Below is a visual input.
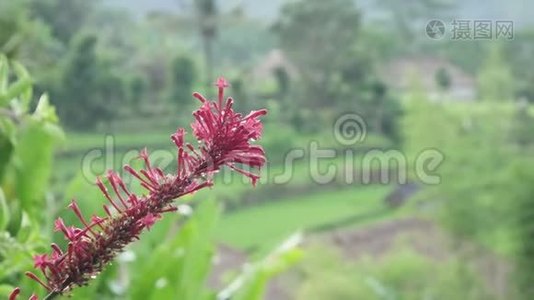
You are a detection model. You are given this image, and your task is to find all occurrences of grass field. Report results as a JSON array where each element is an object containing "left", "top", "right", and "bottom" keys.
[{"left": 214, "top": 185, "right": 393, "bottom": 254}]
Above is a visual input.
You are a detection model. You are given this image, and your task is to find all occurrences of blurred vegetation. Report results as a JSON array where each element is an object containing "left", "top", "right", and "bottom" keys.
[
  {"left": 0, "top": 54, "right": 63, "bottom": 298},
  {"left": 294, "top": 245, "right": 493, "bottom": 300},
  {"left": 2, "top": 0, "right": 534, "bottom": 299}
]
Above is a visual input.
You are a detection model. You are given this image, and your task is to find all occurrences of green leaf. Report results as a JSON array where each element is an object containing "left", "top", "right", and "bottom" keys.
[
  {"left": 16, "top": 212, "right": 34, "bottom": 243},
  {"left": 0, "top": 54, "right": 8, "bottom": 94},
  {"left": 11, "top": 61, "right": 33, "bottom": 110},
  {"left": 13, "top": 120, "right": 57, "bottom": 219},
  {"left": 0, "top": 57, "right": 33, "bottom": 109},
  {"left": 0, "top": 187, "right": 9, "bottom": 230},
  {"left": 6, "top": 198, "right": 22, "bottom": 237},
  {"left": 128, "top": 199, "right": 220, "bottom": 300},
  {"left": 0, "top": 117, "right": 16, "bottom": 144},
  {"left": 0, "top": 130, "right": 13, "bottom": 182},
  {"left": 0, "top": 230, "right": 36, "bottom": 281},
  {"left": 221, "top": 232, "right": 303, "bottom": 300},
  {"left": 33, "top": 94, "right": 58, "bottom": 123},
  {"left": 175, "top": 199, "right": 219, "bottom": 300},
  {"left": 0, "top": 76, "right": 33, "bottom": 107}
]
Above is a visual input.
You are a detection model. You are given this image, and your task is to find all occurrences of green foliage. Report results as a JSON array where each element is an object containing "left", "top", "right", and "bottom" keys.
[
  {"left": 273, "top": 67, "right": 290, "bottom": 97},
  {"left": 401, "top": 79, "right": 530, "bottom": 259},
  {"left": 261, "top": 120, "right": 297, "bottom": 163},
  {"left": 0, "top": 1, "right": 43, "bottom": 59},
  {"left": 509, "top": 102, "right": 534, "bottom": 147},
  {"left": 504, "top": 29, "right": 534, "bottom": 102},
  {"left": 56, "top": 33, "right": 98, "bottom": 127},
  {"left": 29, "top": 0, "right": 96, "bottom": 44},
  {"left": 435, "top": 67, "right": 451, "bottom": 91},
  {"left": 295, "top": 245, "right": 493, "bottom": 300},
  {"left": 509, "top": 160, "right": 534, "bottom": 299},
  {"left": 222, "top": 233, "right": 303, "bottom": 300},
  {"left": 478, "top": 45, "right": 515, "bottom": 102},
  {"left": 127, "top": 199, "right": 218, "bottom": 300},
  {"left": 359, "top": 80, "right": 403, "bottom": 143},
  {"left": 55, "top": 33, "right": 126, "bottom": 129},
  {"left": 128, "top": 75, "right": 147, "bottom": 112},
  {"left": 0, "top": 55, "right": 63, "bottom": 295},
  {"left": 13, "top": 114, "right": 60, "bottom": 218},
  {"left": 0, "top": 189, "right": 8, "bottom": 230},
  {"left": 273, "top": 0, "right": 400, "bottom": 139},
  {"left": 0, "top": 55, "right": 63, "bottom": 225},
  {"left": 0, "top": 2, "right": 25, "bottom": 57},
  {"left": 168, "top": 56, "right": 196, "bottom": 109},
  {"left": 437, "top": 110, "right": 518, "bottom": 249},
  {"left": 0, "top": 56, "right": 32, "bottom": 107},
  {"left": 401, "top": 77, "right": 457, "bottom": 167},
  {"left": 402, "top": 80, "right": 534, "bottom": 300},
  {"left": 274, "top": 0, "right": 362, "bottom": 107}
]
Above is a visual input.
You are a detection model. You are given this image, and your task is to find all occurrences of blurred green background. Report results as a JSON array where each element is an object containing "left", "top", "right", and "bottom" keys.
[{"left": 2, "top": 0, "right": 534, "bottom": 299}]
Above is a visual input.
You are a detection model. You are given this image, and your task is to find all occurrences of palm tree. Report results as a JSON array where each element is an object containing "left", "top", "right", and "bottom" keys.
[{"left": 194, "top": 0, "right": 217, "bottom": 88}]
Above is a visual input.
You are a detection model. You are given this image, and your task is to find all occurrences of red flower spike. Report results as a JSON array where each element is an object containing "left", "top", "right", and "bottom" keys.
[
  {"left": 68, "top": 200, "right": 96, "bottom": 236},
  {"left": 10, "top": 288, "right": 41, "bottom": 300},
  {"left": 9, "top": 287, "right": 20, "bottom": 300},
  {"left": 14, "top": 77, "right": 267, "bottom": 298},
  {"left": 215, "top": 77, "right": 230, "bottom": 108},
  {"left": 159, "top": 206, "right": 178, "bottom": 213},
  {"left": 50, "top": 244, "right": 62, "bottom": 256},
  {"left": 25, "top": 272, "right": 51, "bottom": 291},
  {"left": 139, "top": 213, "right": 160, "bottom": 230},
  {"left": 53, "top": 218, "right": 77, "bottom": 241},
  {"left": 127, "top": 194, "right": 139, "bottom": 206},
  {"left": 124, "top": 165, "right": 157, "bottom": 191},
  {"left": 33, "top": 255, "right": 49, "bottom": 270},
  {"left": 106, "top": 171, "right": 129, "bottom": 208},
  {"left": 102, "top": 205, "right": 112, "bottom": 217},
  {"left": 91, "top": 215, "right": 106, "bottom": 230},
  {"left": 52, "top": 218, "right": 64, "bottom": 233},
  {"left": 95, "top": 177, "right": 123, "bottom": 213}
]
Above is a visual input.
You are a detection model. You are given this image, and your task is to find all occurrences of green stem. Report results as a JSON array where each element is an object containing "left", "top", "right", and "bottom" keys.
[{"left": 43, "top": 291, "right": 59, "bottom": 300}]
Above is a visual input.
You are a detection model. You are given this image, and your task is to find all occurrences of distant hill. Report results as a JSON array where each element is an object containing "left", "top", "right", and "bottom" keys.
[{"left": 104, "top": 0, "right": 534, "bottom": 27}]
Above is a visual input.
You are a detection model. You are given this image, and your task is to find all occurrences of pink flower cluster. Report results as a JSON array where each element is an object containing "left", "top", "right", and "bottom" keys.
[{"left": 10, "top": 77, "right": 267, "bottom": 299}]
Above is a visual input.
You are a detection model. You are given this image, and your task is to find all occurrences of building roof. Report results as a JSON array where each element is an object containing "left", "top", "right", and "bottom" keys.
[
  {"left": 251, "top": 49, "right": 299, "bottom": 82},
  {"left": 380, "top": 56, "right": 476, "bottom": 101}
]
